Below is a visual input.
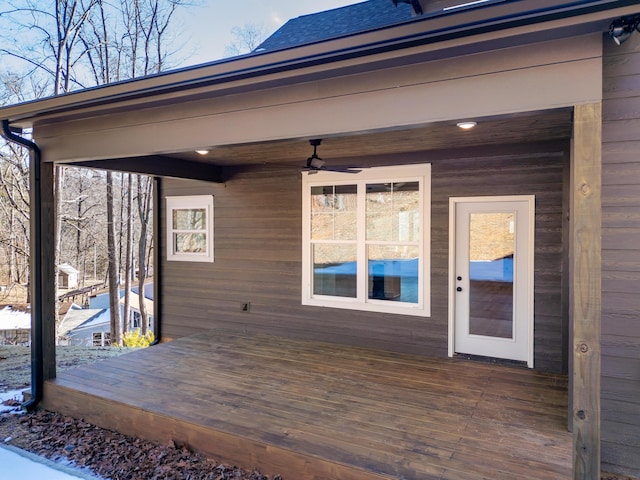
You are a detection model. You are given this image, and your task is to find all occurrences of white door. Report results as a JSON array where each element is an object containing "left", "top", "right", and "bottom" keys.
[{"left": 449, "top": 196, "right": 534, "bottom": 367}]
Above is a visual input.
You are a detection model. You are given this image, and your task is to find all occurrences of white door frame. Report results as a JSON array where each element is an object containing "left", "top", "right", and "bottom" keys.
[{"left": 448, "top": 195, "right": 535, "bottom": 368}]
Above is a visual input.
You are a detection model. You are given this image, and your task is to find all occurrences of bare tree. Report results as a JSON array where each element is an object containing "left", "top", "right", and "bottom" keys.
[
  {"left": 79, "top": 0, "right": 187, "bottom": 339},
  {"left": 224, "top": 23, "right": 269, "bottom": 57},
  {"left": 1, "top": 0, "right": 188, "bottom": 342},
  {"left": 105, "top": 171, "right": 121, "bottom": 345},
  {"left": 0, "top": 142, "right": 30, "bottom": 288},
  {"left": 1, "top": 0, "right": 102, "bottom": 333},
  {"left": 122, "top": 174, "right": 133, "bottom": 334},
  {"left": 0, "top": 0, "right": 98, "bottom": 95},
  {"left": 136, "top": 175, "right": 153, "bottom": 335},
  {"left": 0, "top": 74, "right": 48, "bottom": 301}
]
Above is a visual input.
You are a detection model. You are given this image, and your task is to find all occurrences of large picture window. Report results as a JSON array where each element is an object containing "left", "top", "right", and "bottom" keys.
[
  {"left": 166, "top": 195, "right": 214, "bottom": 262},
  {"left": 302, "top": 164, "right": 430, "bottom": 316}
]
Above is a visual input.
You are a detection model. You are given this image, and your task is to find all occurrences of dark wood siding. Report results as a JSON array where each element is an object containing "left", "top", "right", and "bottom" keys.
[
  {"left": 601, "top": 34, "right": 640, "bottom": 478},
  {"left": 160, "top": 141, "right": 567, "bottom": 374}
]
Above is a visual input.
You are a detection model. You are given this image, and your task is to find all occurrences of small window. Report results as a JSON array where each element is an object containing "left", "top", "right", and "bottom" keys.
[
  {"left": 132, "top": 311, "right": 141, "bottom": 329},
  {"left": 166, "top": 195, "right": 214, "bottom": 262},
  {"left": 93, "top": 332, "right": 111, "bottom": 347},
  {"left": 302, "top": 164, "right": 431, "bottom": 317}
]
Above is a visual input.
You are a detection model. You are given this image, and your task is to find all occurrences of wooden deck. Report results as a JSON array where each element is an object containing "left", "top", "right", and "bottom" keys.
[{"left": 42, "top": 331, "right": 571, "bottom": 480}]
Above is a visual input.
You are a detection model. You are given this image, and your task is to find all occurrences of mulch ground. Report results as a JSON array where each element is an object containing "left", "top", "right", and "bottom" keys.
[{"left": 0, "top": 405, "right": 280, "bottom": 480}]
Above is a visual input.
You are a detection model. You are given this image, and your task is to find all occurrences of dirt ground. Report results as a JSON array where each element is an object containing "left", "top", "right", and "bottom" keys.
[
  {"left": 0, "top": 345, "right": 132, "bottom": 392},
  {"left": 0, "top": 346, "right": 635, "bottom": 480}
]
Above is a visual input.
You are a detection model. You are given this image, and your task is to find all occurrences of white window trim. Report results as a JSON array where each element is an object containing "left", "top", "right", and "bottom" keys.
[
  {"left": 302, "top": 163, "right": 431, "bottom": 317},
  {"left": 166, "top": 195, "right": 214, "bottom": 262}
]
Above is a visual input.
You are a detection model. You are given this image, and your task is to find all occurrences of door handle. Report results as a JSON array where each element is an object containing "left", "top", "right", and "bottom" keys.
[{"left": 456, "top": 287, "right": 462, "bottom": 292}]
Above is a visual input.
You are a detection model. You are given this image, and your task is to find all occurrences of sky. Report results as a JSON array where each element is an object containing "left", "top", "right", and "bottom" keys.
[{"left": 174, "top": 1, "right": 360, "bottom": 66}]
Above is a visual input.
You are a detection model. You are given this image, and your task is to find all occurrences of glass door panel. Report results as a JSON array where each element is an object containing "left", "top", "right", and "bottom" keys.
[{"left": 468, "top": 213, "right": 515, "bottom": 339}]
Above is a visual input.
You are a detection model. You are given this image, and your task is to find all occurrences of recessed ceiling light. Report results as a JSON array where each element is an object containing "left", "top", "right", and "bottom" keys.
[
  {"left": 195, "top": 149, "right": 209, "bottom": 155},
  {"left": 456, "top": 121, "right": 477, "bottom": 130}
]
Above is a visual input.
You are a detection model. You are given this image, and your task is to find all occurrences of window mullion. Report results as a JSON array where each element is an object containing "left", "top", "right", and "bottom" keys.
[{"left": 357, "top": 181, "right": 367, "bottom": 302}]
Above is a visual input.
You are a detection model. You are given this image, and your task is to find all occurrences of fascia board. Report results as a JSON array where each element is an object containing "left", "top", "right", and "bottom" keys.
[{"left": 0, "top": 0, "right": 639, "bottom": 127}]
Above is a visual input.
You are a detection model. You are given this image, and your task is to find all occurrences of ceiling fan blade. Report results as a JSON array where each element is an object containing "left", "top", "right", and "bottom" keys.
[{"left": 302, "top": 166, "right": 362, "bottom": 174}]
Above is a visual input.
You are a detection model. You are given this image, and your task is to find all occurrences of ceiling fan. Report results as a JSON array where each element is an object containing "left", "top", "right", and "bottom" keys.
[{"left": 302, "top": 139, "right": 361, "bottom": 174}]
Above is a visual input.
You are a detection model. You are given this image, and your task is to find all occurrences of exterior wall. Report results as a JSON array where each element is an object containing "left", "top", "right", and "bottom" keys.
[
  {"left": 160, "top": 140, "right": 567, "bottom": 374},
  {"left": 601, "top": 34, "right": 640, "bottom": 478},
  {"left": 0, "top": 329, "right": 29, "bottom": 345},
  {"left": 67, "top": 324, "right": 110, "bottom": 347}
]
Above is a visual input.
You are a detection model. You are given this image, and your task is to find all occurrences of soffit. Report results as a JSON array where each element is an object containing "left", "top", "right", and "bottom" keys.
[{"left": 160, "top": 108, "right": 572, "bottom": 168}]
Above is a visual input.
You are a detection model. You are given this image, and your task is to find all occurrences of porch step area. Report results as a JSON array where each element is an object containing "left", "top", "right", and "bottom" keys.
[{"left": 42, "top": 330, "right": 571, "bottom": 480}]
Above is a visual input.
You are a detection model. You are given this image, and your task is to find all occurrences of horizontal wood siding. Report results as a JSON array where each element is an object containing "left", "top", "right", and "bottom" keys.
[
  {"left": 601, "top": 33, "right": 640, "bottom": 478},
  {"left": 160, "top": 141, "right": 567, "bottom": 373}
]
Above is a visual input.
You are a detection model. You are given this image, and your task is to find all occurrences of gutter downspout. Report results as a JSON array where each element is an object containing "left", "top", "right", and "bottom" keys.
[
  {"left": 1, "top": 120, "right": 43, "bottom": 411},
  {"left": 151, "top": 177, "right": 161, "bottom": 346}
]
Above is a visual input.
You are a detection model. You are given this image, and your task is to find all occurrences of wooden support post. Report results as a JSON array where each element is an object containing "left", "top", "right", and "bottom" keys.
[
  {"left": 41, "top": 162, "right": 57, "bottom": 381},
  {"left": 153, "top": 177, "right": 162, "bottom": 341},
  {"left": 570, "top": 102, "right": 602, "bottom": 479},
  {"left": 28, "top": 149, "right": 57, "bottom": 405}
]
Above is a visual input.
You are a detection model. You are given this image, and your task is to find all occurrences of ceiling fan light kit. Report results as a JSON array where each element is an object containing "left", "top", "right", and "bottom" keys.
[
  {"left": 304, "top": 139, "right": 361, "bottom": 174},
  {"left": 306, "top": 139, "right": 325, "bottom": 170}
]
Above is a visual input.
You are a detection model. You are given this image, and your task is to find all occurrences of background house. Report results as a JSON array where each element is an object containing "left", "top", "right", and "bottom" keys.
[
  {"left": 57, "top": 284, "right": 154, "bottom": 346},
  {"left": 0, "top": 305, "right": 30, "bottom": 345},
  {"left": 58, "top": 304, "right": 110, "bottom": 346},
  {"left": 57, "top": 264, "right": 79, "bottom": 290},
  {"left": 120, "top": 284, "right": 154, "bottom": 332}
]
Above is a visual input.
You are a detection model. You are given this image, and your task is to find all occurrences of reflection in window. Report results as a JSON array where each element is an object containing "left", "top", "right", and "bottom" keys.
[
  {"left": 313, "top": 243, "right": 357, "bottom": 298},
  {"left": 303, "top": 164, "right": 431, "bottom": 316},
  {"left": 368, "top": 245, "right": 419, "bottom": 303},
  {"left": 173, "top": 208, "right": 206, "bottom": 230},
  {"left": 366, "top": 182, "right": 419, "bottom": 242},
  {"left": 166, "top": 195, "right": 214, "bottom": 262},
  {"left": 311, "top": 185, "right": 357, "bottom": 241},
  {"left": 174, "top": 233, "right": 207, "bottom": 254},
  {"left": 311, "top": 186, "right": 357, "bottom": 297},
  {"left": 468, "top": 212, "right": 515, "bottom": 339}
]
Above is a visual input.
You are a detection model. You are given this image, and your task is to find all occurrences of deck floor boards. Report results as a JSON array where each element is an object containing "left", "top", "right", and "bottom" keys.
[{"left": 43, "top": 330, "right": 571, "bottom": 480}]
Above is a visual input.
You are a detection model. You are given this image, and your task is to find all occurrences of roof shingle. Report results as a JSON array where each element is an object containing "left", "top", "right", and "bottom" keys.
[{"left": 255, "top": 0, "right": 416, "bottom": 53}]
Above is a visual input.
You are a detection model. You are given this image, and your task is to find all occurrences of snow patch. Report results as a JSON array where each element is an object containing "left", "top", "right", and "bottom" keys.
[
  {"left": 0, "top": 389, "right": 26, "bottom": 414},
  {"left": 0, "top": 444, "right": 105, "bottom": 479}
]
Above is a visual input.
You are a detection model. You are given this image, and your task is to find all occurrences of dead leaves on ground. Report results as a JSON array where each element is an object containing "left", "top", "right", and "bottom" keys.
[{"left": 10, "top": 410, "right": 281, "bottom": 480}]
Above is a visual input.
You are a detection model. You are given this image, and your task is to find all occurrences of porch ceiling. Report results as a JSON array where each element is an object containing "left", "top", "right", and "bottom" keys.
[{"left": 162, "top": 108, "right": 573, "bottom": 168}]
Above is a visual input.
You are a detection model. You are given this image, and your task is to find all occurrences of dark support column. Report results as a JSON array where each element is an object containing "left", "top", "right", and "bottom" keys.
[
  {"left": 570, "top": 102, "right": 602, "bottom": 480},
  {"left": 39, "top": 161, "right": 57, "bottom": 381},
  {"left": 153, "top": 177, "right": 162, "bottom": 342}
]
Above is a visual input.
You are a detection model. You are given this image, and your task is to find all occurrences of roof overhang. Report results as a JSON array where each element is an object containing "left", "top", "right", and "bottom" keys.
[{"left": 1, "top": 0, "right": 639, "bottom": 129}]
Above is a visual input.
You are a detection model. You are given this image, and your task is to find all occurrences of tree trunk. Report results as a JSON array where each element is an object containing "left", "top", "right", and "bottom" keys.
[
  {"left": 9, "top": 186, "right": 17, "bottom": 284},
  {"left": 136, "top": 175, "right": 152, "bottom": 336},
  {"left": 106, "top": 171, "right": 121, "bottom": 346},
  {"left": 75, "top": 174, "right": 83, "bottom": 286},
  {"left": 122, "top": 174, "right": 133, "bottom": 334},
  {"left": 54, "top": 166, "right": 64, "bottom": 335}
]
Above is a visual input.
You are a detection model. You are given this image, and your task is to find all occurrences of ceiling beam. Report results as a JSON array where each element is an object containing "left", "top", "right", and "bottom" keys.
[{"left": 70, "top": 155, "right": 225, "bottom": 183}]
